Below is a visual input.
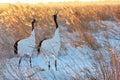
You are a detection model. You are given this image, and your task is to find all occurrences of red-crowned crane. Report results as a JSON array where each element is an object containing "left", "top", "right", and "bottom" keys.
[
  {"left": 14, "top": 19, "right": 36, "bottom": 68},
  {"left": 37, "top": 12, "right": 60, "bottom": 70}
]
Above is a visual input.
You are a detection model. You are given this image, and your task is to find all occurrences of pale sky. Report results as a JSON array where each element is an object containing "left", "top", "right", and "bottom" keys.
[{"left": 0, "top": 0, "right": 104, "bottom": 3}]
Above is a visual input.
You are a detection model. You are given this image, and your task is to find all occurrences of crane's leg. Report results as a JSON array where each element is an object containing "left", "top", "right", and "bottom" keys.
[
  {"left": 55, "top": 59, "right": 57, "bottom": 71},
  {"left": 37, "top": 47, "right": 40, "bottom": 55},
  {"left": 18, "top": 56, "right": 22, "bottom": 68},
  {"left": 45, "top": 55, "right": 50, "bottom": 70},
  {"left": 29, "top": 56, "right": 32, "bottom": 68},
  {"left": 48, "top": 60, "right": 50, "bottom": 70}
]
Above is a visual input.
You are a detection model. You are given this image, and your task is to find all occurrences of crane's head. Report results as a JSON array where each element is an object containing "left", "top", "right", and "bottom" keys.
[{"left": 32, "top": 19, "right": 36, "bottom": 24}]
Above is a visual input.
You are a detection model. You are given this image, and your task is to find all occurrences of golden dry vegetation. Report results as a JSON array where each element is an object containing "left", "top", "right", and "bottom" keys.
[{"left": 0, "top": 2, "right": 120, "bottom": 58}]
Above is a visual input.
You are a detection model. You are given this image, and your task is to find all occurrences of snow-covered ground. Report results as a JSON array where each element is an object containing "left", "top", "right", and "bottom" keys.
[{"left": 0, "top": 20, "right": 120, "bottom": 80}]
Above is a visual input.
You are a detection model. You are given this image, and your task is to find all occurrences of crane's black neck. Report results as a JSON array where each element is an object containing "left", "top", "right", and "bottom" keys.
[
  {"left": 32, "top": 19, "right": 36, "bottom": 31},
  {"left": 32, "top": 23, "right": 34, "bottom": 31},
  {"left": 53, "top": 14, "right": 58, "bottom": 29}
]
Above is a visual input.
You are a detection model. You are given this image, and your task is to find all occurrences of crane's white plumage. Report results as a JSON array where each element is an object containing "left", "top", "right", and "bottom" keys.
[
  {"left": 41, "top": 28, "right": 60, "bottom": 55},
  {"left": 18, "top": 30, "right": 36, "bottom": 57}
]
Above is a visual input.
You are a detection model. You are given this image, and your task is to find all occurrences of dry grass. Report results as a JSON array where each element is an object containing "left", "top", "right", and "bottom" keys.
[{"left": 88, "top": 48, "right": 120, "bottom": 80}]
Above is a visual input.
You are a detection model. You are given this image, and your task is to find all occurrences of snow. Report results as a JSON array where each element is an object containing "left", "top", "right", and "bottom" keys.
[
  {"left": 93, "top": 21, "right": 120, "bottom": 51},
  {"left": 3, "top": 44, "right": 93, "bottom": 80},
  {"left": 1, "top": 20, "right": 120, "bottom": 79}
]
